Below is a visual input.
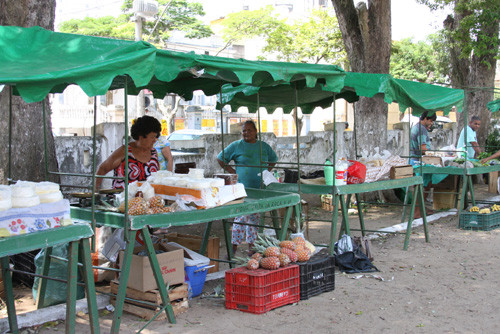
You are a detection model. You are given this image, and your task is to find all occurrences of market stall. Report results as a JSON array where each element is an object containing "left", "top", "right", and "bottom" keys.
[
  {"left": 0, "top": 26, "right": 329, "bottom": 331},
  {"left": 218, "top": 72, "right": 464, "bottom": 251}
]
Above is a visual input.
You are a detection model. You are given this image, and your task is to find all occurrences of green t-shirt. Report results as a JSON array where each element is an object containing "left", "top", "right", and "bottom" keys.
[{"left": 217, "top": 139, "right": 278, "bottom": 188}]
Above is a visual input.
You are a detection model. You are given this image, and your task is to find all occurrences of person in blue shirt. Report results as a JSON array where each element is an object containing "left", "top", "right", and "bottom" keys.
[
  {"left": 217, "top": 120, "right": 278, "bottom": 255},
  {"left": 153, "top": 136, "right": 173, "bottom": 171},
  {"left": 410, "top": 111, "right": 436, "bottom": 164},
  {"left": 457, "top": 116, "right": 481, "bottom": 159}
]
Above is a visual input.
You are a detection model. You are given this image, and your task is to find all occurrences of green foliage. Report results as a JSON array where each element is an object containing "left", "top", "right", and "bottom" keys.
[
  {"left": 417, "top": 0, "right": 500, "bottom": 66},
  {"left": 221, "top": 7, "right": 346, "bottom": 65},
  {"left": 59, "top": 0, "right": 212, "bottom": 45},
  {"left": 390, "top": 37, "right": 448, "bottom": 83},
  {"left": 485, "top": 121, "right": 500, "bottom": 155}
]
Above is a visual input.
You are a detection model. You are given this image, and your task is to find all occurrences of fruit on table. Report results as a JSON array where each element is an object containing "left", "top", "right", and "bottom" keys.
[
  {"left": 491, "top": 204, "right": 500, "bottom": 212},
  {"left": 278, "top": 253, "right": 291, "bottom": 267},
  {"left": 479, "top": 208, "right": 491, "bottom": 214},
  {"left": 296, "top": 248, "right": 311, "bottom": 262},
  {"left": 469, "top": 206, "right": 480, "bottom": 212}
]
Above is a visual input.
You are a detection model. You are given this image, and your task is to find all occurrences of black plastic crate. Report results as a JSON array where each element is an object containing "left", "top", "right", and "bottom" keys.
[
  {"left": 297, "top": 253, "right": 335, "bottom": 300},
  {"left": 11, "top": 249, "right": 40, "bottom": 288}
]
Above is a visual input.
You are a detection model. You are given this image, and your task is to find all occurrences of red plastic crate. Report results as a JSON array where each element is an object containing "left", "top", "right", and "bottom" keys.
[{"left": 225, "top": 265, "right": 300, "bottom": 314}]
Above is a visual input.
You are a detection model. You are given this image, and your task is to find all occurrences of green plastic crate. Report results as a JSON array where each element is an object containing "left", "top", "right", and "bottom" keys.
[{"left": 459, "top": 211, "right": 500, "bottom": 231}]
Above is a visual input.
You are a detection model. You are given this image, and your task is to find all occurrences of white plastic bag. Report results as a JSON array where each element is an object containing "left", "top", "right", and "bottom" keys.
[
  {"left": 336, "top": 234, "right": 353, "bottom": 255},
  {"left": 259, "top": 170, "right": 279, "bottom": 186}
]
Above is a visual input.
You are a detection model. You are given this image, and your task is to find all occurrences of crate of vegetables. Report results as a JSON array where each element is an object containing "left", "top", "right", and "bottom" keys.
[
  {"left": 297, "top": 251, "right": 335, "bottom": 300},
  {"left": 225, "top": 265, "right": 300, "bottom": 314},
  {"left": 459, "top": 205, "right": 500, "bottom": 231}
]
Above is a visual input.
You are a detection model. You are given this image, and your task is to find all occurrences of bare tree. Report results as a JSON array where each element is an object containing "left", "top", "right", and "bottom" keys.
[
  {"left": 331, "top": 0, "right": 391, "bottom": 155},
  {"left": 0, "top": 0, "right": 59, "bottom": 184},
  {"left": 158, "top": 94, "right": 182, "bottom": 135}
]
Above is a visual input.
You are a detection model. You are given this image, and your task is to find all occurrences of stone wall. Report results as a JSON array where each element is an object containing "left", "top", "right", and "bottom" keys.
[{"left": 55, "top": 122, "right": 457, "bottom": 190}]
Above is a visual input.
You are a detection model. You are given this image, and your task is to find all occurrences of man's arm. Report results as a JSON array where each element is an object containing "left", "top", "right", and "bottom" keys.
[
  {"left": 471, "top": 141, "right": 481, "bottom": 157},
  {"left": 481, "top": 149, "right": 500, "bottom": 164}
]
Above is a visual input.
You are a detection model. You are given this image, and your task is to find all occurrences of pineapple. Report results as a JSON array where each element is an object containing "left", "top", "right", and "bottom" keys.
[
  {"left": 278, "top": 253, "right": 290, "bottom": 267},
  {"left": 292, "top": 236, "right": 306, "bottom": 248},
  {"left": 246, "top": 258, "right": 260, "bottom": 270},
  {"left": 128, "top": 202, "right": 148, "bottom": 215},
  {"left": 295, "top": 244, "right": 305, "bottom": 252},
  {"left": 149, "top": 206, "right": 171, "bottom": 214},
  {"left": 296, "top": 249, "right": 311, "bottom": 262},
  {"left": 118, "top": 197, "right": 145, "bottom": 213},
  {"left": 260, "top": 256, "right": 280, "bottom": 270},
  {"left": 280, "top": 247, "right": 298, "bottom": 262},
  {"left": 264, "top": 246, "right": 281, "bottom": 257},
  {"left": 148, "top": 196, "right": 164, "bottom": 208},
  {"left": 279, "top": 240, "right": 296, "bottom": 250},
  {"left": 251, "top": 253, "right": 263, "bottom": 261}
]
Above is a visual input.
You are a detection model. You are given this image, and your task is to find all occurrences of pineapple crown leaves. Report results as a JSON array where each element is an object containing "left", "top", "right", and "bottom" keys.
[{"left": 232, "top": 256, "right": 251, "bottom": 266}]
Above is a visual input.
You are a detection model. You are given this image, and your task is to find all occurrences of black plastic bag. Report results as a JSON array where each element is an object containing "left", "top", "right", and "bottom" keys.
[{"left": 335, "top": 247, "right": 379, "bottom": 273}]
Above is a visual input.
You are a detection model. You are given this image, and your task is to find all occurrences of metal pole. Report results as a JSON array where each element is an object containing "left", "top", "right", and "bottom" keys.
[
  {"left": 135, "top": 16, "right": 145, "bottom": 118},
  {"left": 257, "top": 92, "right": 264, "bottom": 188},
  {"left": 294, "top": 84, "right": 301, "bottom": 193},
  {"left": 90, "top": 96, "right": 98, "bottom": 250},
  {"left": 8, "top": 86, "right": 12, "bottom": 181}
]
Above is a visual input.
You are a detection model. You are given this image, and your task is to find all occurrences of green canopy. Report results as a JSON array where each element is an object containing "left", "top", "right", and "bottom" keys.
[
  {"left": 487, "top": 99, "right": 500, "bottom": 113},
  {"left": 0, "top": 26, "right": 346, "bottom": 103},
  {"left": 218, "top": 72, "right": 464, "bottom": 115}
]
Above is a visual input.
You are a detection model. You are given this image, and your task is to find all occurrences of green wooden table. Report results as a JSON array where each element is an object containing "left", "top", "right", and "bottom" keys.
[
  {"left": 0, "top": 224, "right": 99, "bottom": 334},
  {"left": 417, "top": 164, "right": 500, "bottom": 213},
  {"left": 267, "top": 176, "right": 429, "bottom": 252},
  {"left": 71, "top": 188, "right": 300, "bottom": 332}
]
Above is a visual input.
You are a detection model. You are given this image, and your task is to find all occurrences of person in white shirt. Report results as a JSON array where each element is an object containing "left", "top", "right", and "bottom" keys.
[{"left": 457, "top": 116, "right": 481, "bottom": 159}]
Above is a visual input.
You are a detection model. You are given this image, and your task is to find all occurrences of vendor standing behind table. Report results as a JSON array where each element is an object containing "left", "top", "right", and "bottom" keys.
[
  {"left": 153, "top": 136, "right": 173, "bottom": 172},
  {"left": 95, "top": 115, "right": 161, "bottom": 190},
  {"left": 410, "top": 111, "right": 436, "bottom": 164},
  {"left": 457, "top": 116, "right": 481, "bottom": 159},
  {"left": 217, "top": 120, "right": 278, "bottom": 256}
]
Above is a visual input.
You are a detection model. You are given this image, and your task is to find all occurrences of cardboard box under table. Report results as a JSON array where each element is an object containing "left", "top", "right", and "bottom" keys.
[
  {"left": 119, "top": 243, "right": 185, "bottom": 292},
  {"left": 161, "top": 232, "right": 220, "bottom": 274},
  {"left": 158, "top": 241, "right": 211, "bottom": 298}
]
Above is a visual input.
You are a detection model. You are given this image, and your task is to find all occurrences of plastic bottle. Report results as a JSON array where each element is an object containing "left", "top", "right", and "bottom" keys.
[
  {"left": 335, "top": 158, "right": 348, "bottom": 186},
  {"left": 274, "top": 170, "right": 281, "bottom": 183},
  {"left": 324, "top": 159, "right": 334, "bottom": 185}
]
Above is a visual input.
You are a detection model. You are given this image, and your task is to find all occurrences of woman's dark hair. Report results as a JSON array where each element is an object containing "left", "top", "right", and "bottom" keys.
[
  {"left": 243, "top": 120, "right": 257, "bottom": 130},
  {"left": 131, "top": 116, "right": 161, "bottom": 140},
  {"left": 420, "top": 111, "right": 437, "bottom": 121}
]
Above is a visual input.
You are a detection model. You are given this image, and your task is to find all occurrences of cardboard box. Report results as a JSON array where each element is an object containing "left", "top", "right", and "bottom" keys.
[
  {"left": 422, "top": 156, "right": 443, "bottom": 166},
  {"left": 433, "top": 189, "right": 457, "bottom": 210},
  {"left": 119, "top": 243, "right": 185, "bottom": 292},
  {"left": 390, "top": 165, "right": 413, "bottom": 179},
  {"left": 433, "top": 175, "right": 458, "bottom": 191},
  {"left": 162, "top": 232, "right": 220, "bottom": 273}
]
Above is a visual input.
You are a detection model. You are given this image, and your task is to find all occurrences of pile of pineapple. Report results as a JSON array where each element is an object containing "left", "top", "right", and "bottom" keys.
[
  {"left": 118, "top": 195, "right": 172, "bottom": 215},
  {"left": 244, "top": 234, "right": 315, "bottom": 271}
]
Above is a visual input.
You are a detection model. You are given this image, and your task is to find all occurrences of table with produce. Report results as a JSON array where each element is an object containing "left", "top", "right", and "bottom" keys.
[{"left": 413, "top": 152, "right": 500, "bottom": 212}]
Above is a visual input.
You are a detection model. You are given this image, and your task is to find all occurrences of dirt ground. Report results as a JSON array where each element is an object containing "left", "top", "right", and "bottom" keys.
[{"left": 3, "top": 185, "right": 500, "bottom": 333}]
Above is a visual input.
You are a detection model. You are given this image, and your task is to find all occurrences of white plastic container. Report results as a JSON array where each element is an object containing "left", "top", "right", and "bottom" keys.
[{"left": 335, "top": 158, "right": 348, "bottom": 186}]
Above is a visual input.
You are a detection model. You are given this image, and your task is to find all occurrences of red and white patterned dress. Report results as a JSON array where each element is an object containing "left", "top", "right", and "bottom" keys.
[{"left": 112, "top": 146, "right": 159, "bottom": 189}]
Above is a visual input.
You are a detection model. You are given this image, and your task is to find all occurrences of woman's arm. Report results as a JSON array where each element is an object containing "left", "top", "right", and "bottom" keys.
[
  {"left": 161, "top": 146, "right": 174, "bottom": 172},
  {"left": 218, "top": 158, "right": 236, "bottom": 174},
  {"left": 95, "top": 146, "right": 126, "bottom": 189}
]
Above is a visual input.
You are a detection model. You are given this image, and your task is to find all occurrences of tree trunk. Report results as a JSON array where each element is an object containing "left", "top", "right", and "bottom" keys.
[
  {"left": 332, "top": 0, "right": 391, "bottom": 154},
  {"left": 445, "top": 0, "right": 498, "bottom": 146},
  {"left": 0, "top": 0, "right": 59, "bottom": 184}
]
